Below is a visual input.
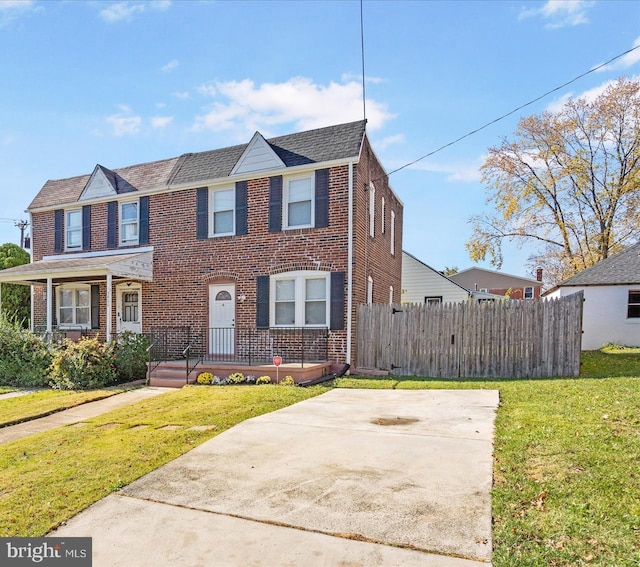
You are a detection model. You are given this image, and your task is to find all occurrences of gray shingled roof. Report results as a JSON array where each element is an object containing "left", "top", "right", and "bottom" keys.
[
  {"left": 28, "top": 120, "right": 367, "bottom": 210},
  {"left": 557, "top": 241, "right": 640, "bottom": 286}
]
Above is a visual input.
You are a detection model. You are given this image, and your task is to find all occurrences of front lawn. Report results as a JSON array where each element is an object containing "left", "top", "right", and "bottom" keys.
[
  {"left": 0, "top": 385, "right": 327, "bottom": 536},
  {"left": 0, "top": 389, "right": 124, "bottom": 427}
]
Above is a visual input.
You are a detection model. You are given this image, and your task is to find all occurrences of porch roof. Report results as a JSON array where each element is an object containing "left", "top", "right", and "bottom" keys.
[{"left": 0, "top": 251, "right": 153, "bottom": 285}]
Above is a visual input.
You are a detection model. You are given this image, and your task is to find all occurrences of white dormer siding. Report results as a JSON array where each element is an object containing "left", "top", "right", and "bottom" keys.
[
  {"left": 79, "top": 165, "right": 118, "bottom": 201},
  {"left": 231, "top": 132, "right": 286, "bottom": 175}
]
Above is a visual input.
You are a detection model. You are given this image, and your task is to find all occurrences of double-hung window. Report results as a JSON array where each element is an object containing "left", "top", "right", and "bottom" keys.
[
  {"left": 58, "top": 286, "right": 90, "bottom": 327},
  {"left": 628, "top": 291, "right": 640, "bottom": 318},
  {"left": 272, "top": 271, "right": 329, "bottom": 327},
  {"left": 524, "top": 287, "right": 534, "bottom": 300},
  {"left": 210, "top": 187, "right": 235, "bottom": 236},
  {"left": 284, "top": 174, "right": 314, "bottom": 228},
  {"left": 65, "top": 210, "right": 82, "bottom": 251},
  {"left": 120, "top": 201, "right": 139, "bottom": 245}
]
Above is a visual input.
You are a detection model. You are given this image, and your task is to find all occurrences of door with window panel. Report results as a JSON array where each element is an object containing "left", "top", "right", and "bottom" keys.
[{"left": 116, "top": 283, "right": 142, "bottom": 334}]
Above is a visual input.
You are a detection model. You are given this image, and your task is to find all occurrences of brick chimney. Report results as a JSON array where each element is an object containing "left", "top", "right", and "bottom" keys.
[{"left": 536, "top": 267, "right": 543, "bottom": 282}]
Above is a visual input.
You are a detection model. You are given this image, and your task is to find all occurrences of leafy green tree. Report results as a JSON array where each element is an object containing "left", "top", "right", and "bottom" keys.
[
  {"left": 0, "top": 243, "right": 30, "bottom": 326},
  {"left": 467, "top": 77, "right": 640, "bottom": 286}
]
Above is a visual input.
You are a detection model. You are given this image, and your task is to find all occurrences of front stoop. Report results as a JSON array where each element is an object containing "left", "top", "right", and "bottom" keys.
[{"left": 148, "top": 360, "right": 333, "bottom": 388}]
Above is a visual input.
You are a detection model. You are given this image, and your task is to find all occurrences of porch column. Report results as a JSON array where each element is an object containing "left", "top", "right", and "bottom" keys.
[
  {"left": 46, "top": 277, "right": 53, "bottom": 334},
  {"left": 106, "top": 273, "right": 112, "bottom": 342}
]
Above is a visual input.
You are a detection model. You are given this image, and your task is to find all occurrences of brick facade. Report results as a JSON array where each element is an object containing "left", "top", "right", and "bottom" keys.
[{"left": 28, "top": 123, "right": 402, "bottom": 367}]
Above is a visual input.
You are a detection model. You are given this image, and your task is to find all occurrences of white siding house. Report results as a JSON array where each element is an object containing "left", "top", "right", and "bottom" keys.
[
  {"left": 543, "top": 242, "right": 640, "bottom": 350},
  {"left": 401, "top": 251, "right": 471, "bottom": 304}
]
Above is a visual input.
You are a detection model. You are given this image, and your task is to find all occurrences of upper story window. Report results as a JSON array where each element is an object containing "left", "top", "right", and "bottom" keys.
[
  {"left": 367, "top": 275, "right": 373, "bottom": 304},
  {"left": 628, "top": 291, "right": 640, "bottom": 318},
  {"left": 390, "top": 210, "right": 396, "bottom": 255},
  {"left": 369, "top": 183, "right": 375, "bottom": 237},
  {"left": 65, "top": 210, "right": 82, "bottom": 251},
  {"left": 210, "top": 187, "right": 235, "bottom": 236},
  {"left": 381, "top": 196, "right": 386, "bottom": 234},
  {"left": 58, "top": 285, "right": 90, "bottom": 328},
  {"left": 524, "top": 286, "right": 534, "bottom": 300},
  {"left": 284, "top": 174, "right": 314, "bottom": 229},
  {"left": 271, "top": 271, "right": 329, "bottom": 327},
  {"left": 120, "top": 201, "right": 139, "bottom": 245}
]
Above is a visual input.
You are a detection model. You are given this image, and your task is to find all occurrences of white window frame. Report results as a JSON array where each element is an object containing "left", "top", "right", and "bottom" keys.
[
  {"left": 390, "top": 210, "right": 396, "bottom": 255},
  {"left": 389, "top": 285, "right": 394, "bottom": 304},
  {"left": 270, "top": 270, "right": 330, "bottom": 328},
  {"left": 628, "top": 290, "right": 640, "bottom": 319},
  {"left": 119, "top": 200, "right": 139, "bottom": 246},
  {"left": 369, "top": 183, "right": 375, "bottom": 237},
  {"left": 65, "top": 209, "right": 82, "bottom": 251},
  {"left": 367, "top": 275, "right": 373, "bottom": 305},
  {"left": 209, "top": 186, "right": 235, "bottom": 237},
  {"left": 57, "top": 284, "right": 91, "bottom": 329},
  {"left": 283, "top": 172, "right": 315, "bottom": 229},
  {"left": 381, "top": 196, "right": 386, "bottom": 234},
  {"left": 524, "top": 286, "right": 534, "bottom": 300}
]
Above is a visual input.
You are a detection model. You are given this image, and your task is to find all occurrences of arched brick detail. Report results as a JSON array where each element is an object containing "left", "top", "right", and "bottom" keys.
[
  {"left": 203, "top": 271, "right": 239, "bottom": 283},
  {"left": 269, "top": 261, "right": 334, "bottom": 275}
]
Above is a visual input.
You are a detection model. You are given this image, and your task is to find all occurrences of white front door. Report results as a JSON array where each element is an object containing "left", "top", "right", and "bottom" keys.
[
  {"left": 116, "top": 283, "right": 142, "bottom": 334},
  {"left": 209, "top": 283, "right": 235, "bottom": 355}
]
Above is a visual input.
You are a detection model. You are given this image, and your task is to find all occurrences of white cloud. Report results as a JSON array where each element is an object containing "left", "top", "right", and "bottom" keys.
[
  {"left": 408, "top": 156, "right": 484, "bottom": 183},
  {"left": 519, "top": 0, "right": 593, "bottom": 29},
  {"left": 0, "top": 0, "right": 37, "bottom": 26},
  {"left": 173, "top": 91, "right": 191, "bottom": 100},
  {"left": 192, "top": 76, "right": 394, "bottom": 140},
  {"left": 150, "top": 116, "right": 173, "bottom": 129},
  {"left": 595, "top": 37, "right": 640, "bottom": 72},
  {"left": 161, "top": 59, "right": 179, "bottom": 73},
  {"left": 341, "top": 73, "right": 385, "bottom": 85},
  {"left": 106, "top": 108, "right": 142, "bottom": 136},
  {"left": 98, "top": 1, "right": 169, "bottom": 23},
  {"left": 197, "top": 84, "right": 217, "bottom": 97},
  {"left": 374, "top": 134, "right": 405, "bottom": 151}
]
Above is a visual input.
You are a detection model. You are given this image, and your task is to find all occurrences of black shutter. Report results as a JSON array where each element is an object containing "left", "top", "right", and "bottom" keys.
[
  {"left": 91, "top": 285, "right": 100, "bottom": 329},
  {"left": 330, "top": 271, "right": 345, "bottom": 330},
  {"left": 235, "top": 181, "right": 248, "bottom": 236},
  {"left": 54, "top": 209, "right": 63, "bottom": 253},
  {"left": 268, "top": 176, "right": 282, "bottom": 232},
  {"left": 196, "top": 187, "right": 208, "bottom": 240},
  {"left": 315, "top": 168, "right": 329, "bottom": 228},
  {"left": 139, "top": 196, "right": 149, "bottom": 245},
  {"left": 256, "top": 275, "right": 270, "bottom": 329},
  {"left": 107, "top": 201, "right": 117, "bottom": 248},
  {"left": 82, "top": 205, "right": 91, "bottom": 251}
]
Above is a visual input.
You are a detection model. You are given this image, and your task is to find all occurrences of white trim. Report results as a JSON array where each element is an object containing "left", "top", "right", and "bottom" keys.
[
  {"left": 44, "top": 246, "right": 154, "bottom": 261},
  {"left": 64, "top": 208, "right": 83, "bottom": 251},
  {"left": 390, "top": 210, "right": 396, "bottom": 255},
  {"left": 57, "top": 283, "right": 91, "bottom": 329},
  {"left": 283, "top": 171, "right": 315, "bottom": 230},
  {"left": 208, "top": 185, "right": 235, "bottom": 237},
  {"left": 46, "top": 278, "right": 52, "bottom": 334},
  {"left": 270, "top": 270, "right": 330, "bottom": 328},
  {"left": 230, "top": 131, "right": 286, "bottom": 175},
  {"left": 119, "top": 199, "right": 140, "bottom": 246},
  {"left": 367, "top": 275, "right": 373, "bottom": 305},
  {"left": 369, "top": 183, "right": 375, "bottom": 238},
  {"left": 106, "top": 273, "right": 112, "bottom": 341},
  {"left": 346, "top": 161, "right": 354, "bottom": 366}
]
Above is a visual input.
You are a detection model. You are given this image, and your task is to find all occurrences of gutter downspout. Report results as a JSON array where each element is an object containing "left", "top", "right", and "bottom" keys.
[{"left": 346, "top": 161, "right": 354, "bottom": 366}]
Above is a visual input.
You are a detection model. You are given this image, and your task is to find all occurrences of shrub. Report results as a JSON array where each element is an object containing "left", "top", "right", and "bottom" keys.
[
  {"left": 49, "top": 337, "right": 116, "bottom": 390},
  {"left": 227, "top": 372, "right": 245, "bottom": 384},
  {"left": 0, "top": 316, "right": 51, "bottom": 387},
  {"left": 256, "top": 375, "right": 272, "bottom": 385},
  {"left": 279, "top": 375, "right": 296, "bottom": 386},
  {"left": 112, "top": 332, "right": 150, "bottom": 383},
  {"left": 197, "top": 372, "right": 214, "bottom": 385}
]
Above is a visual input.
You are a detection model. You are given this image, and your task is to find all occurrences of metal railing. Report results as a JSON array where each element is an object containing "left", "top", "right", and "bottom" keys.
[{"left": 183, "top": 340, "right": 201, "bottom": 383}]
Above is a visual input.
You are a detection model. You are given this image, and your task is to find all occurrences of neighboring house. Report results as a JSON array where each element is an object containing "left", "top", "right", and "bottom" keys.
[
  {"left": 543, "top": 242, "right": 640, "bottom": 350},
  {"left": 0, "top": 120, "right": 403, "bottom": 370},
  {"left": 401, "top": 251, "right": 501, "bottom": 304},
  {"left": 449, "top": 266, "right": 543, "bottom": 300}
]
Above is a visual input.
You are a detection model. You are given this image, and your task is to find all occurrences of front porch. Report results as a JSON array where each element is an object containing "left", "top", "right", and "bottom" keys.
[{"left": 147, "top": 325, "right": 334, "bottom": 387}]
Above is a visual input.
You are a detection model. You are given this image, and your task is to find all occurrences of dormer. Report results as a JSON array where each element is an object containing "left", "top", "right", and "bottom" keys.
[
  {"left": 79, "top": 165, "right": 136, "bottom": 201},
  {"left": 230, "top": 132, "right": 286, "bottom": 176}
]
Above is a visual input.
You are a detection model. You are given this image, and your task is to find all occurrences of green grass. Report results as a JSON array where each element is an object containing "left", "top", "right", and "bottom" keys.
[
  {"left": 336, "top": 349, "right": 640, "bottom": 566},
  {"left": 0, "top": 385, "right": 327, "bottom": 536},
  {"left": 0, "top": 389, "right": 124, "bottom": 427},
  {"left": 1, "top": 349, "right": 638, "bottom": 565}
]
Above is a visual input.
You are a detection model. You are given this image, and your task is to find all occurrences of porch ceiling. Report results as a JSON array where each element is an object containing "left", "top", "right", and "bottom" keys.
[{"left": 0, "top": 251, "right": 153, "bottom": 285}]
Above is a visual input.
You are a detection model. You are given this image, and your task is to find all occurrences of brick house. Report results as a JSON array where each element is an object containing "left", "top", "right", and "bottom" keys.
[
  {"left": 448, "top": 266, "right": 543, "bottom": 300},
  {"left": 0, "top": 121, "right": 403, "bottom": 380}
]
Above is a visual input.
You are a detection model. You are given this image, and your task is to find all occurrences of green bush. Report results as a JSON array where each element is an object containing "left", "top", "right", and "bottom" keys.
[
  {"left": 49, "top": 337, "right": 116, "bottom": 390},
  {"left": 0, "top": 316, "right": 51, "bottom": 387},
  {"left": 279, "top": 375, "right": 296, "bottom": 386},
  {"left": 112, "top": 332, "right": 150, "bottom": 383}
]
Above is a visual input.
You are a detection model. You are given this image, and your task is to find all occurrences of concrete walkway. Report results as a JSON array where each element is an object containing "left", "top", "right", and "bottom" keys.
[
  {"left": 0, "top": 387, "right": 172, "bottom": 444},
  {"left": 51, "top": 388, "right": 499, "bottom": 566}
]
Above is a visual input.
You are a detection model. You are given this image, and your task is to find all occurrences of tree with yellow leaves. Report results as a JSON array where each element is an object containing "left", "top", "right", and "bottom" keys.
[{"left": 467, "top": 77, "right": 640, "bottom": 286}]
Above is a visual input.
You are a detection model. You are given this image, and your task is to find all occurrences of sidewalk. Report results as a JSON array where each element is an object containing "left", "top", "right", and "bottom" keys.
[{"left": 0, "top": 387, "right": 172, "bottom": 444}]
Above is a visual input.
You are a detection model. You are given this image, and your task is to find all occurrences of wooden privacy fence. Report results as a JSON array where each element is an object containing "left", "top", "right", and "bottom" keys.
[{"left": 356, "top": 292, "right": 583, "bottom": 378}]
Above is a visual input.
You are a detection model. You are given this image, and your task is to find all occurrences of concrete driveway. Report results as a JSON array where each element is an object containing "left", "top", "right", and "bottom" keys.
[{"left": 51, "top": 388, "right": 499, "bottom": 566}]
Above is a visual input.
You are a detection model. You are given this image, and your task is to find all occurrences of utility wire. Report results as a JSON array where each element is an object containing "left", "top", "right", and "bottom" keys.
[{"left": 384, "top": 44, "right": 640, "bottom": 179}]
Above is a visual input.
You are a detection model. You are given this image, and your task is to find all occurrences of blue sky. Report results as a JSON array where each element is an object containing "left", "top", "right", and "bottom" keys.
[{"left": 1, "top": 0, "right": 638, "bottom": 278}]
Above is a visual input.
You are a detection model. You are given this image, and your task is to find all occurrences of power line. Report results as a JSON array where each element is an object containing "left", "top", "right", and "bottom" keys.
[{"left": 384, "top": 44, "right": 640, "bottom": 179}]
